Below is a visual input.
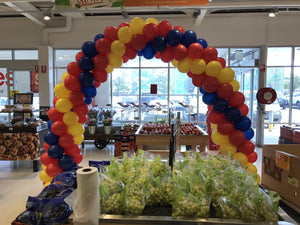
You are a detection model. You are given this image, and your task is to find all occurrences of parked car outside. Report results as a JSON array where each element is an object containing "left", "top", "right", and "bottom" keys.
[
  {"left": 252, "top": 100, "right": 282, "bottom": 126},
  {"left": 276, "top": 93, "right": 289, "bottom": 109}
]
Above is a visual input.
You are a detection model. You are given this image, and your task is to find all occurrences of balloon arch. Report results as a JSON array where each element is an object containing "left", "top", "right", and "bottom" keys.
[{"left": 39, "top": 17, "right": 258, "bottom": 185}]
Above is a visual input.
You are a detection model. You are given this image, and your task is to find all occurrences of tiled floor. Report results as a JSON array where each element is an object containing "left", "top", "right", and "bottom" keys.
[{"left": 0, "top": 142, "right": 262, "bottom": 225}]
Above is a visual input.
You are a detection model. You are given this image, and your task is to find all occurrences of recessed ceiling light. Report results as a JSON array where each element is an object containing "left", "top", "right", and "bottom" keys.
[
  {"left": 269, "top": 12, "right": 276, "bottom": 17},
  {"left": 44, "top": 14, "right": 51, "bottom": 21}
]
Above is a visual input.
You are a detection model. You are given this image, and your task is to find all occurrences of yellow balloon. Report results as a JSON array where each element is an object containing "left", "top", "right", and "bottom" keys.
[
  {"left": 74, "top": 135, "right": 84, "bottom": 145},
  {"left": 256, "top": 174, "right": 261, "bottom": 183},
  {"left": 129, "top": 17, "right": 144, "bottom": 34},
  {"left": 171, "top": 59, "right": 178, "bottom": 67},
  {"left": 111, "top": 40, "right": 126, "bottom": 56},
  {"left": 54, "top": 83, "right": 71, "bottom": 98},
  {"left": 118, "top": 26, "right": 133, "bottom": 44},
  {"left": 232, "top": 152, "right": 248, "bottom": 166},
  {"left": 205, "top": 61, "right": 222, "bottom": 77},
  {"left": 145, "top": 17, "right": 158, "bottom": 25},
  {"left": 62, "top": 72, "right": 70, "bottom": 81},
  {"left": 68, "top": 123, "right": 85, "bottom": 137},
  {"left": 44, "top": 181, "right": 51, "bottom": 188},
  {"left": 106, "top": 65, "right": 114, "bottom": 73},
  {"left": 219, "top": 143, "right": 237, "bottom": 156},
  {"left": 108, "top": 53, "right": 122, "bottom": 68},
  {"left": 246, "top": 163, "right": 258, "bottom": 174},
  {"left": 177, "top": 57, "right": 193, "bottom": 73},
  {"left": 39, "top": 170, "right": 53, "bottom": 183},
  {"left": 230, "top": 80, "right": 240, "bottom": 92},
  {"left": 191, "top": 59, "right": 206, "bottom": 75},
  {"left": 41, "top": 164, "right": 47, "bottom": 170},
  {"left": 211, "top": 123, "right": 217, "bottom": 131},
  {"left": 211, "top": 131, "right": 229, "bottom": 145},
  {"left": 63, "top": 111, "right": 79, "bottom": 126},
  {"left": 218, "top": 68, "right": 235, "bottom": 83},
  {"left": 55, "top": 98, "right": 73, "bottom": 113}
]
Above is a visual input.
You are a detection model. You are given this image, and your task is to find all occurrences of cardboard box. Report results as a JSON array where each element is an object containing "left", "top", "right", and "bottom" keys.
[{"left": 261, "top": 144, "right": 300, "bottom": 210}]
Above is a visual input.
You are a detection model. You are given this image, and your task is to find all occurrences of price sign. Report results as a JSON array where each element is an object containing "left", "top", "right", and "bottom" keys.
[{"left": 276, "top": 151, "right": 290, "bottom": 172}]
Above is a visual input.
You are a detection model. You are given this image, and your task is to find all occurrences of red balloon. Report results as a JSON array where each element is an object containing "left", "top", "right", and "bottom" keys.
[
  {"left": 73, "top": 103, "right": 89, "bottom": 117},
  {"left": 130, "top": 34, "right": 147, "bottom": 51},
  {"left": 51, "top": 121, "right": 68, "bottom": 136},
  {"left": 217, "top": 83, "right": 234, "bottom": 99},
  {"left": 217, "top": 57, "right": 226, "bottom": 68},
  {"left": 247, "top": 151, "right": 258, "bottom": 163},
  {"left": 122, "top": 56, "right": 128, "bottom": 63},
  {"left": 43, "top": 143, "right": 50, "bottom": 151},
  {"left": 64, "top": 144, "right": 81, "bottom": 156},
  {"left": 48, "top": 107, "right": 63, "bottom": 121},
  {"left": 104, "top": 26, "right": 118, "bottom": 42},
  {"left": 95, "top": 38, "right": 111, "bottom": 55},
  {"left": 239, "top": 104, "right": 249, "bottom": 116},
  {"left": 67, "top": 62, "right": 82, "bottom": 78},
  {"left": 53, "top": 96, "right": 60, "bottom": 106},
  {"left": 207, "top": 105, "right": 213, "bottom": 111},
  {"left": 192, "top": 73, "right": 208, "bottom": 87},
  {"left": 59, "top": 134, "right": 75, "bottom": 149},
  {"left": 173, "top": 44, "right": 187, "bottom": 61},
  {"left": 173, "top": 25, "right": 185, "bottom": 34},
  {"left": 158, "top": 20, "right": 172, "bottom": 37},
  {"left": 207, "top": 111, "right": 226, "bottom": 124},
  {"left": 94, "top": 81, "right": 101, "bottom": 88},
  {"left": 46, "top": 162, "right": 63, "bottom": 177},
  {"left": 229, "top": 130, "right": 246, "bottom": 146},
  {"left": 73, "top": 153, "right": 83, "bottom": 164},
  {"left": 93, "top": 53, "right": 109, "bottom": 70},
  {"left": 187, "top": 71, "right": 194, "bottom": 78},
  {"left": 69, "top": 91, "right": 85, "bottom": 106},
  {"left": 40, "top": 152, "right": 57, "bottom": 166},
  {"left": 202, "top": 47, "right": 218, "bottom": 63},
  {"left": 155, "top": 52, "right": 161, "bottom": 59},
  {"left": 228, "top": 91, "right": 245, "bottom": 107},
  {"left": 124, "top": 44, "right": 137, "bottom": 59},
  {"left": 187, "top": 43, "right": 203, "bottom": 59},
  {"left": 143, "top": 23, "right": 158, "bottom": 41},
  {"left": 64, "top": 75, "right": 81, "bottom": 92},
  {"left": 118, "top": 22, "right": 129, "bottom": 29},
  {"left": 160, "top": 46, "right": 173, "bottom": 63},
  {"left": 93, "top": 70, "right": 108, "bottom": 83},
  {"left": 203, "top": 77, "right": 220, "bottom": 93},
  {"left": 238, "top": 140, "right": 255, "bottom": 154},
  {"left": 75, "top": 51, "right": 85, "bottom": 62},
  {"left": 78, "top": 115, "right": 88, "bottom": 124},
  {"left": 217, "top": 121, "right": 235, "bottom": 135}
]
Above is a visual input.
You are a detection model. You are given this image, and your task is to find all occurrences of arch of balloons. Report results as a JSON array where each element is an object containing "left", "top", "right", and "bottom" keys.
[{"left": 39, "top": 17, "right": 259, "bottom": 186}]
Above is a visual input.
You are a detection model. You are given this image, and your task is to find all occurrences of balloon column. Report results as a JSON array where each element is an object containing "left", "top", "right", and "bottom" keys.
[{"left": 39, "top": 17, "right": 259, "bottom": 185}]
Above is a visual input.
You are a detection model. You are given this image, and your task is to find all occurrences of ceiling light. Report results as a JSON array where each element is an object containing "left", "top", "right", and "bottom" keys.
[
  {"left": 44, "top": 14, "right": 51, "bottom": 21},
  {"left": 269, "top": 9, "right": 278, "bottom": 18}
]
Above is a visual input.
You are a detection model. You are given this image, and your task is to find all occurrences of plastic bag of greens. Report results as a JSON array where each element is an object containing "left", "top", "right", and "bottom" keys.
[
  {"left": 147, "top": 176, "right": 164, "bottom": 206},
  {"left": 216, "top": 195, "right": 241, "bottom": 219},
  {"left": 160, "top": 175, "right": 174, "bottom": 206}
]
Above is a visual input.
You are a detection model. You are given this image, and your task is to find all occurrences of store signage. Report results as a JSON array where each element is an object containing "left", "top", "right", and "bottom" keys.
[
  {"left": 124, "top": 0, "right": 208, "bottom": 6},
  {"left": 30, "top": 71, "right": 39, "bottom": 93},
  {"left": 35, "top": 65, "right": 39, "bottom": 73},
  {"left": 276, "top": 151, "right": 290, "bottom": 172},
  {"left": 41, "top": 65, "right": 47, "bottom": 74},
  {"left": 256, "top": 87, "right": 276, "bottom": 105},
  {"left": 55, "top": 0, "right": 122, "bottom": 9},
  {"left": 0, "top": 72, "right": 13, "bottom": 87}
]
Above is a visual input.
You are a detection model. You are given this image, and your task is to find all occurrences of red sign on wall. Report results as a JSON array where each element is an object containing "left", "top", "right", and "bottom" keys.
[{"left": 30, "top": 71, "right": 39, "bottom": 93}]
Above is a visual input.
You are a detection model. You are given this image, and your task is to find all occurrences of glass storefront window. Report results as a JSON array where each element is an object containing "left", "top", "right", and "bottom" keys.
[
  {"left": 216, "top": 48, "right": 228, "bottom": 66},
  {"left": 294, "top": 47, "right": 300, "bottom": 66},
  {"left": 0, "top": 50, "right": 12, "bottom": 60},
  {"left": 141, "top": 57, "right": 167, "bottom": 68},
  {"left": 14, "top": 50, "right": 38, "bottom": 60},
  {"left": 55, "top": 49, "right": 80, "bottom": 67},
  {"left": 122, "top": 57, "right": 139, "bottom": 67},
  {"left": 267, "top": 47, "right": 292, "bottom": 66},
  {"left": 230, "top": 48, "right": 260, "bottom": 67}
]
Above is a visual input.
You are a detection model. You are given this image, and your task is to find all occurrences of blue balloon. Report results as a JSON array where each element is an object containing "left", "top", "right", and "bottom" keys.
[
  {"left": 58, "top": 155, "right": 74, "bottom": 171},
  {"left": 181, "top": 30, "right": 197, "bottom": 48},
  {"left": 199, "top": 86, "right": 206, "bottom": 94},
  {"left": 138, "top": 50, "right": 143, "bottom": 56},
  {"left": 94, "top": 33, "right": 104, "bottom": 43},
  {"left": 47, "top": 120, "right": 53, "bottom": 131},
  {"left": 142, "top": 42, "right": 156, "bottom": 59},
  {"left": 153, "top": 36, "right": 167, "bottom": 52},
  {"left": 225, "top": 107, "right": 242, "bottom": 122},
  {"left": 234, "top": 116, "right": 252, "bottom": 131},
  {"left": 244, "top": 128, "right": 254, "bottom": 140},
  {"left": 44, "top": 131, "right": 59, "bottom": 146},
  {"left": 82, "top": 41, "right": 98, "bottom": 58},
  {"left": 81, "top": 86, "right": 97, "bottom": 98},
  {"left": 84, "top": 97, "right": 93, "bottom": 105},
  {"left": 202, "top": 92, "right": 218, "bottom": 105},
  {"left": 48, "top": 145, "right": 64, "bottom": 159},
  {"left": 213, "top": 98, "right": 229, "bottom": 113},
  {"left": 78, "top": 56, "right": 94, "bottom": 71},
  {"left": 196, "top": 38, "right": 208, "bottom": 49},
  {"left": 166, "top": 29, "right": 182, "bottom": 47},
  {"left": 79, "top": 71, "right": 95, "bottom": 87}
]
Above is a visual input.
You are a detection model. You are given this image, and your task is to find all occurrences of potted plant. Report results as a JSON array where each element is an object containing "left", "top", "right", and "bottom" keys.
[
  {"left": 103, "top": 118, "right": 113, "bottom": 134},
  {"left": 87, "top": 118, "right": 97, "bottom": 134}
]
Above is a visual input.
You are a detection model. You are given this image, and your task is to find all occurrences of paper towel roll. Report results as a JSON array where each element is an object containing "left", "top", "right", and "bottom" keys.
[{"left": 73, "top": 167, "right": 99, "bottom": 225}]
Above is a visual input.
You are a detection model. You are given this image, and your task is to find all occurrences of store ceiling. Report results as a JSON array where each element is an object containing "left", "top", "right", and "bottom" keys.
[{"left": 0, "top": 0, "right": 300, "bottom": 27}]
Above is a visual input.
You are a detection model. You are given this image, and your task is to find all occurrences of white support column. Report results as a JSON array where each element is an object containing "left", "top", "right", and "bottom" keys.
[{"left": 38, "top": 45, "right": 54, "bottom": 107}]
